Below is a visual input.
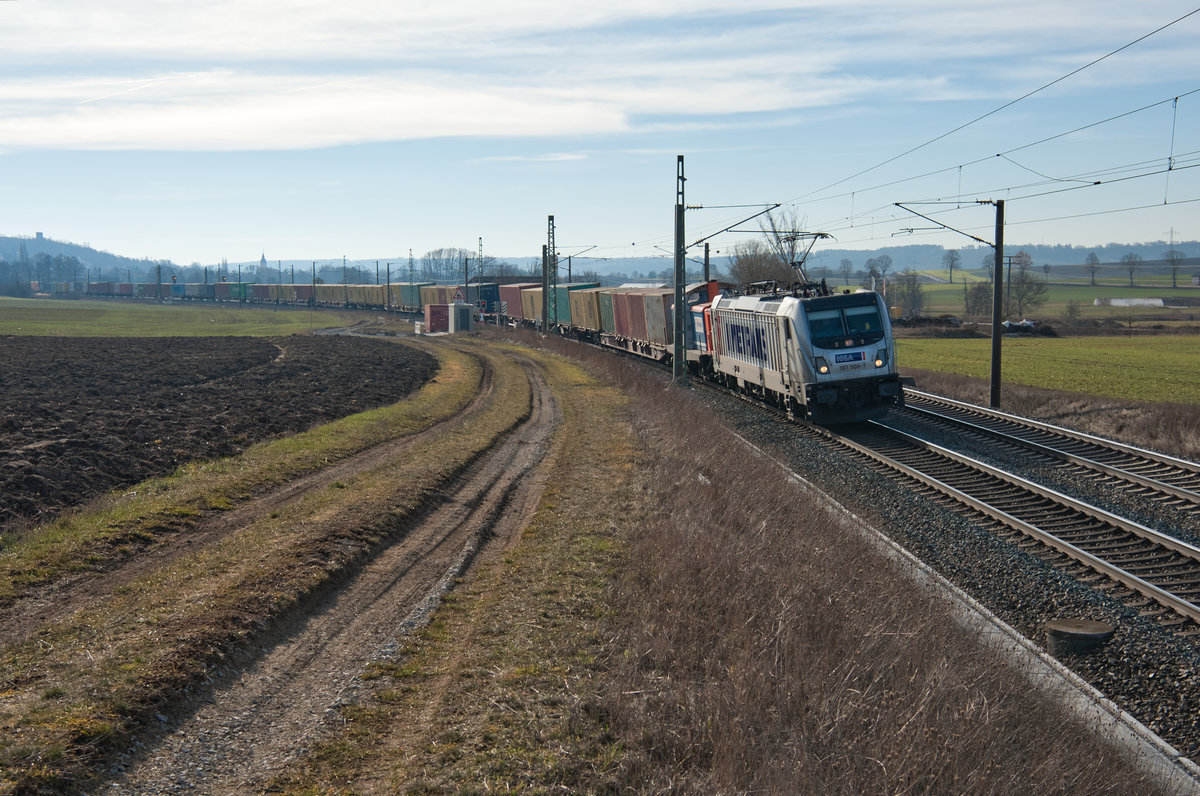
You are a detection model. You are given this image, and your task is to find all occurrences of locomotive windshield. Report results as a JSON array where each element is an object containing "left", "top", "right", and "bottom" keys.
[{"left": 803, "top": 294, "right": 885, "bottom": 349}]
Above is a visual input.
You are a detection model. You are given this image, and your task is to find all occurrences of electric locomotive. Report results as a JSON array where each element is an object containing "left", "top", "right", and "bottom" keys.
[{"left": 705, "top": 280, "right": 902, "bottom": 423}]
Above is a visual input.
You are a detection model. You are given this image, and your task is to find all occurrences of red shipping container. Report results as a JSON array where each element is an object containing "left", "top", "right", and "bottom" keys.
[
  {"left": 627, "top": 290, "right": 649, "bottom": 342},
  {"left": 611, "top": 290, "right": 633, "bottom": 337},
  {"left": 498, "top": 283, "right": 540, "bottom": 319}
]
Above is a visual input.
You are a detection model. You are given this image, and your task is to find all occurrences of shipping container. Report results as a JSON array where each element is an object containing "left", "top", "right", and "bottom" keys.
[
  {"left": 213, "top": 282, "right": 252, "bottom": 301},
  {"left": 521, "top": 287, "right": 543, "bottom": 323},
  {"left": 597, "top": 290, "right": 616, "bottom": 332},
  {"left": 639, "top": 289, "right": 674, "bottom": 346},
  {"left": 388, "top": 282, "right": 432, "bottom": 308},
  {"left": 419, "top": 285, "right": 458, "bottom": 306},
  {"left": 184, "top": 283, "right": 214, "bottom": 299},
  {"left": 568, "top": 287, "right": 604, "bottom": 331},
  {"left": 626, "top": 290, "right": 649, "bottom": 341},
  {"left": 610, "top": 290, "right": 634, "bottom": 338},
  {"left": 549, "top": 282, "right": 600, "bottom": 325},
  {"left": 689, "top": 304, "right": 711, "bottom": 352},
  {"left": 498, "top": 283, "right": 540, "bottom": 319}
]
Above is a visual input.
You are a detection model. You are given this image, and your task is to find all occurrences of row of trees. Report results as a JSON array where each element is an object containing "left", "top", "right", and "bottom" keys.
[{"left": 0, "top": 253, "right": 86, "bottom": 297}]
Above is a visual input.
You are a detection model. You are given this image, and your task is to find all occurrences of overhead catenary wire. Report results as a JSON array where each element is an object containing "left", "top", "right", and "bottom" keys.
[
  {"left": 787, "top": 7, "right": 1200, "bottom": 206},
  {"left": 596, "top": 12, "right": 1199, "bottom": 260}
]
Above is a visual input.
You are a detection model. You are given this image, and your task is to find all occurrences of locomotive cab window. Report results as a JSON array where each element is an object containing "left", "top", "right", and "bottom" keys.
[
  {"left": 844, "top": 305, "right": 884, "bottom": 340},
  {"left": 806, "top": 310, "right": 844, "bottom": 343},
  {"left": 805, "top": 299, "right": 886, "bottom": 349}
]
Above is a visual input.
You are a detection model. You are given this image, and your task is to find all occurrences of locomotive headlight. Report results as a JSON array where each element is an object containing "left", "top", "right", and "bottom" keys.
[
  {"left": 815, "top": 356, "right": 830, "bottom": 375},
  {"left": 874, "top": 348, "right": 888, "bottom": 368}
]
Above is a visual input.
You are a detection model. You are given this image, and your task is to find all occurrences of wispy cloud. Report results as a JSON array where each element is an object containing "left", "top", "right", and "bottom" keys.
[{"left": 0, "top": 1, "right": 1194, "bottom": 151}]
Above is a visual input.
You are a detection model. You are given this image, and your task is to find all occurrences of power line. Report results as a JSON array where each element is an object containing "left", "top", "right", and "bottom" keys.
[{"left": 788, "top": 7, "right": 1200, "bottom": 204}]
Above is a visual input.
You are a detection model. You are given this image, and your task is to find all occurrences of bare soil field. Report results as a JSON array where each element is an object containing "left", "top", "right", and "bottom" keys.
[{"left": 0, "top": 335, "right": 437, "bottom": 533}]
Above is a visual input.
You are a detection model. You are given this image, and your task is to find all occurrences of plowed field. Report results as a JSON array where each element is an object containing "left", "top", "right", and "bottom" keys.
[{"left": 0, "top": 335, "right": 437, "bottom": 532}]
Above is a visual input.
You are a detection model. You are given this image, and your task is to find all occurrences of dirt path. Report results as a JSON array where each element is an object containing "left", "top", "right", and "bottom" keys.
[
  {"left": 0, "top": 354, "right": 496, "bottom": 651},
  {"left": 102, "top": 355, "right": 558, "bottom": 794}
]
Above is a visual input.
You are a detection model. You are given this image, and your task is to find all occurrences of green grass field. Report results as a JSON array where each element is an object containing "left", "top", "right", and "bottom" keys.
[
  {"left": 915, "top": 275, "right": 1200, "bottom": 323},
  {"left": 0, "top": 297, "right": 379, "bottom": 336},
  {"left": 898, "top": 335, "right": 1200, "bottom": 404}
]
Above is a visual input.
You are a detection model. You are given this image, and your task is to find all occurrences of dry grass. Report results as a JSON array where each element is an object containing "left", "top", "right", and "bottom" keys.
[
  {"left": 905, "top": 367, "right": 1200, "bottom": 462},
  {"left": 268, "top": 344, "right": 641, "bottom": 793},
  {"left": 0, "top": 340, "right": 530, "bottom": 793},
  {"left": 514, "top": 330, "right": 1168, "bottom": 793}
]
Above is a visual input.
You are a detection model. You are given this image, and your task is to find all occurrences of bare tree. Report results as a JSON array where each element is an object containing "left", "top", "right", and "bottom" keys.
[
  {"left": 420, "top": 248, "right": 471, "bottom": 281},
  {"left": 942, "top": 249, "right": 961, "bottom": 283},
  {"left": 964, "top": 281, "right": 992, "bottom": 318},
  {"left": 1164, "top": 248, "right": 1186, "bottom": 288},
  {"left": 869, "top": 254, "right": 893, "bottom": 281},
  {"left": 838, "top": 258, "right": 854, "bottom": 285},
  {"left": 1085, "top": 252, "right": 1100, "bottom": 286},
  {"left": 860, "top": 262, "right": 884, "bottom": 293},
  {"left": 890, "top": 270, "right": 925, "bottom": 317},
  {"left": 1009, "top": 269, "right": 1048, "bottom": 317},
  {"left": 1064, "top": 299, "right": 1082, "bottom": 327},
  {"left": 1012, "top": 250, "right": 1033, "bottom": 272},
  {"left": 729, "top": 240, "right": 793, "bottom": 286},
  {"left": 980, "top": 252, "right": 994, "bottom": 280},
  {"left": 1120, "top": 252, "right": 1143, "bottom": 287}
]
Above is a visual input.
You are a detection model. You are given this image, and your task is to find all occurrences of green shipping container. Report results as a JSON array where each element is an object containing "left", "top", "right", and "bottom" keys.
[
  {"left": 551, "top": 282, "right": 600, "bottom": 325},
  {"left": 597, "top": 290, "right": 616, "bottom": 332}
]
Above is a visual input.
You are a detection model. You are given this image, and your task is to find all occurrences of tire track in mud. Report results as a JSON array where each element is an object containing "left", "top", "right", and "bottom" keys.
[
  {"left": 103, "top": 353, "right": 558, "bottom": 795},
  {"left": 0, "top": 348, "right": 495, "bottom": 650}
]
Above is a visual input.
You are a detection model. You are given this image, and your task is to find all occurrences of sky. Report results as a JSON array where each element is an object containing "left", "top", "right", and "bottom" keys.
[{"left": 1, "top": 1, "right": 1198, "bottom": 269}]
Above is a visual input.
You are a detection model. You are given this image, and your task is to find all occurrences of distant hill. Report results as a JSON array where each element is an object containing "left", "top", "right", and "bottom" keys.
[
  {"left": 2, "top": 233, "right": 1196, "bottom": 284},
  {"left": 0, "top": 234, "right": 169, "bottom": 280}
]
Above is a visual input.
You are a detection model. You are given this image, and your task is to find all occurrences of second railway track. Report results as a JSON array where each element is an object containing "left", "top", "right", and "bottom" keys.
[
  {"left": 829, "top": 420, "right": 1200, "bottom": 636},
  {"left": 898, "top": 388, "right": 1200, "bottom": 511}
]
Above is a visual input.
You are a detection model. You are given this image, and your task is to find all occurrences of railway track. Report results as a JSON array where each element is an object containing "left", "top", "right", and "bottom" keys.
[
  {"left": 690, "top": 375, "right": 1200, "bottom": 636},
  {"left": 825, "top": 420, "right": 1200, "bottom": 636},
  {"left": 896, "top": 389, "right": 1200, "bottom": 511}
]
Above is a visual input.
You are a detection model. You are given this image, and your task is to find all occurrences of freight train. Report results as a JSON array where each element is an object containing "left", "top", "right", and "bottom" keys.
[
  {"left": 56, "top": 274, "right": 903, "bottom": 423},
  {"left": 548, "top": 278, "right": 903, "bottom": 424}
]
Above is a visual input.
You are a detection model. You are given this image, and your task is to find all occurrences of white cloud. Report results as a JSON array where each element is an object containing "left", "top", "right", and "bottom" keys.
[{"left": 0, "top": 1, "right": 1195, "bottom": 151}]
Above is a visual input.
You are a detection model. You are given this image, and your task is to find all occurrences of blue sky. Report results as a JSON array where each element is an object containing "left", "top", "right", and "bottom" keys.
[{"left": 1, "top": 1, "right": 1197, "bottom": 268}]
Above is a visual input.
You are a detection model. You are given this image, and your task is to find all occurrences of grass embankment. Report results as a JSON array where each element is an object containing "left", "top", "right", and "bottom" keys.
[
  {"left": 0, "top": 340, "right": 527, "bottom": 794},
  {"left": 0, "top": 297, "right": 403, "bottom": 337},
  {"left": 898, "top": 335, "right": 1200, "bottom": 460},
  {"left": 898, "top": 335, "right": 1200, "bottom": 405},
  {"left": 271, "top": 331, "right": 1166, "bottom": 794},
  {"left": 913, "top": 278, "right": 1200, "bottom": 323}
]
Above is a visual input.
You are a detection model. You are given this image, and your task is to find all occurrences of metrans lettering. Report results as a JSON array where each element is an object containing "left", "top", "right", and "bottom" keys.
[{"left": 724, "top": 322, "right": 767, "bottom": 366}]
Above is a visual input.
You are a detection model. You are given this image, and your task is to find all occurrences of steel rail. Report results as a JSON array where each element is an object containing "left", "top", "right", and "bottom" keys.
[
  {"left": 819, "top": 421, "right": 1200, "bottom": 627},
  {"left": 895, "top": 401, "right": 1200, "bottom": 508},
  {"left": 905, "top": 388, "right": 1200, "bottom": 475}
]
